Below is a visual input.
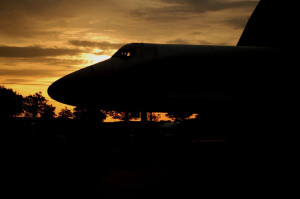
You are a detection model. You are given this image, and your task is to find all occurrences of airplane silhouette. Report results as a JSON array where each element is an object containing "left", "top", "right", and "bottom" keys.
[
  {"left": 48, "top": 0, "right": 285, "bottom": 115},
  {"left": 43, "top": 2, "right": 293, "bottom": 196}
]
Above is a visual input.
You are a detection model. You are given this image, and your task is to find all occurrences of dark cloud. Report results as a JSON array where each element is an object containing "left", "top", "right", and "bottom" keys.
[
  {"left": 190, "top": 32, "right": 203, "bottom": 35},
  {"left": 2, "top": 79, "right": 31, "bottom": 83},
  {"left": 0, "top": 69, "right": 61, "bottom": 77},
  {"left": 0, "top": 45, "right": 83, "bottom": 58},
  {"left": 0, "top": 0, "right": 108, "bottom": 20},
  {"left": 222, "top": 17, "right": 249, "bottom": 29},
  {"left": 0, "top": 0, "right": 258, "bottom": 44},
  {"left": 198, "top": 40, "right": 227, "bottom": 45},
  {"left": 197, "top": 40, "right": 214, "bottom": 45},
  {"left": 0, "top": 57, "right": 86, "bottom": 68},
  {"left": 160, "top": 0, "right": 258, "bottom": 12},
  {"left": 166, "top": 39, "right": 191, "bottom": 45},
  {"left": 131, "top": 0, "right": 258, "bottom": 22},
  {"left": 130, "top": 6, "right": 190, "bottom": 22},
  {"left": 2, "top": 79, "right": 50, "bottom": 86},
  {"left": 68, "top": 40, "right": 124, "bottom": 52},
  {"left": 0, "top": 0, "right": 109, "bottom": 38},
  {"left": 0, "top": 0, "right": 259, "bottom": 92}
]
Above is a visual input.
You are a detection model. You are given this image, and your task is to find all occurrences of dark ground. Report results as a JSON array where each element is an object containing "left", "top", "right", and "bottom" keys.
[{"left": 1, "top": 118, "right": 282, "bottom": 198}]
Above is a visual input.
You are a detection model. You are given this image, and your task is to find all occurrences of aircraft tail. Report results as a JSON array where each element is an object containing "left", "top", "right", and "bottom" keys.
[{"left": 237, "top": 0, "right": 289, "bottom": 47}]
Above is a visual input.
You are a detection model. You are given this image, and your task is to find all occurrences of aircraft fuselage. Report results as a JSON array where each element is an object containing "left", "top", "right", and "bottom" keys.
[{"left": 48, "top": 43, "right": 274, "bottom": 112}]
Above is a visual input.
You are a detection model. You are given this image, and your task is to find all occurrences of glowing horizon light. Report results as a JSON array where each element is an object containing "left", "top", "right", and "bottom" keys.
[
  {"left": 93, "top": 55, "right": 111, "bottom": 63},
  {"left": 84, "top": 54, "right": 111, "bottom": 65}
]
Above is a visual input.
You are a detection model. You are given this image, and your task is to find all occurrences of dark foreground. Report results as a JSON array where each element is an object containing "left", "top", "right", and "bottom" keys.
[{"left": 2, "top": 118, "right": 283, "bottom": 198}]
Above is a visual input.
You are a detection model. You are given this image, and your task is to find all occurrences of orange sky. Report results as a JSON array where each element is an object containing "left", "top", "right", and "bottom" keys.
[{"left": 0, "top": 0, "right": 258, "bottom": 119}]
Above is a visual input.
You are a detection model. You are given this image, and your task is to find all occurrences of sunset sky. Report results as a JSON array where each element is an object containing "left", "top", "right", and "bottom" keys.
[{"left": 0, "top": 0, "right": 259, "bottom": 114}]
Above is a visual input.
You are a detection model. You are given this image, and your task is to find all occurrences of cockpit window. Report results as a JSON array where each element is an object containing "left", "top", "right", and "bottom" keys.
[{"left": 113, "top": 48, "right": 136, "bottom": 59}]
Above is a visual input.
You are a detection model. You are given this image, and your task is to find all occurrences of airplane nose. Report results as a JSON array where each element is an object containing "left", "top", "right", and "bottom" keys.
[{"left": 48, "top": 66, "right": 94, "bottom": 106}]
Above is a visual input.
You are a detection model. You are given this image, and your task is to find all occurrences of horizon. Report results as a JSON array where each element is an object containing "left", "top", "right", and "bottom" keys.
[{"left": 1, "top": 84, "right": 199, "bottom": 122}]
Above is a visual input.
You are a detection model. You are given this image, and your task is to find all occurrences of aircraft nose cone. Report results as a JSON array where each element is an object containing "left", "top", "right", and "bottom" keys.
[{"left": 48, "top": 66, "right": 94, "bottom": 106}]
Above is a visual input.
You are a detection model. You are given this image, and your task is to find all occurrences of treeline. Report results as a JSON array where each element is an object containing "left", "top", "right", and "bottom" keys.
[
  {"left": 0, "top": 85, "right": 195, "bottom": 121},
  {"left": 1, "top": 85, "right": 69, "bottom": 119}
]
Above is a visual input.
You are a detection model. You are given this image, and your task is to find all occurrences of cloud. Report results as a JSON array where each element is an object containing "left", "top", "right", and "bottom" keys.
[
  {"left": 159, "top": 0, "right": 258, "bottom": 12},
  {"left": 0, "top": 0, "right": 110, "bottom": 39},
  {"left": 166, "top": 39, "right": 191, "bottom": 44},
  {"left": 68, "top": 40, "right": 124, "bottom": 52},
  {"left": 0, "top": 0, "right": 261, "bottom": 101},
  {"left": 190, "top": 32, "right": 203, "bottom": 35},
  {"left": 0, "top": 58, "right": 86, "bottom": 68},
  {"left": 130, "top": 7, "right": 189, "bottom": 22},
  {"left": 130, "top": 0, "right": 258, "bottom": 22},
  {"left": 0, "top": 69, "right": 60, "bottom": 77},
  {"left": 1, "top": 78, "right": 50, "bottom": 86},
  {"left": 222, "top": 17, "right": 249, "bottom": 29},
  {"left": 0, "top": 0, "right": 258, "bottom": 46},
  {"left": 0, "top": 45, "right": 83, "bottom": 58}
]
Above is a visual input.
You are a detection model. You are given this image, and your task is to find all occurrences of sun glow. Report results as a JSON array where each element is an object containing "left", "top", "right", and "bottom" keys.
[{"left": 83, "top": 54, "right": 111, "bottom": 65}]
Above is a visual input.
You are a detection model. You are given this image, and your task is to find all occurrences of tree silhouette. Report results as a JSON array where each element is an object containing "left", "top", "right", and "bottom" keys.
[
  {"left": 58, "top": 107, "right": 74, "bottom": 119},
  {"left": 73, "top": 106, "right": 106, "bottom": 122},
  {"left": 147, "top": 112, "right": 161, "bottom": 122},
  {"left": 107, "top": 111, "right": 140, "bottom": 122},
  {"left": 40, "top": 103, "right": 56, "bottom": 119},
  {"left": 0, "top": 86, "right": 24, "bottom": 118},
  {"left": 166, "top": 111, "right": 194, "bottom": 122},
  {"left": 73, "top": 106, "right": 87, "bottom": 120},
  {"left": 23, "top": 92, "right": 56, "bottom": 118}
]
